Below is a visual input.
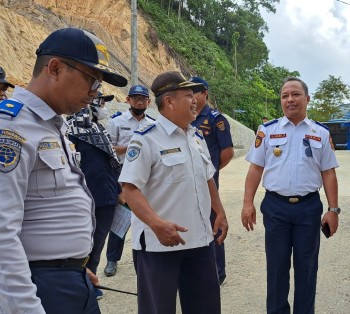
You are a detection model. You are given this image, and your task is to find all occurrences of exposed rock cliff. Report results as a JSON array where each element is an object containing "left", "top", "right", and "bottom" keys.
[{"left": 0, "top": 0, "right": 183, "bottom": 101}]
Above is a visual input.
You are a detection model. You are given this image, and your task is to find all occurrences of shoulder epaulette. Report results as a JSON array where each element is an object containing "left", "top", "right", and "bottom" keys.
[
  {"left": 195, "top": 130, "right": 203, "bottom": 140},
  {"left": 315, "top": 121, "right": 329, "bottom": 130},
  {"left": 146, "top": 114, "right": 156, "bottom": 121},
  {"left": 110, "top": 111, "right": 122, "bottom": 119},
  {"left": 210, "top": 109, "right": 221, "bottom": 118},
  {"left": 134, "top": 123, "right": 156, "bottom": 135},
  {"left": 0, "top": 99, "right": 23, "bottom": 117},
  {"left": 263, "top": 119, "right": 278, "bottom": 127}
]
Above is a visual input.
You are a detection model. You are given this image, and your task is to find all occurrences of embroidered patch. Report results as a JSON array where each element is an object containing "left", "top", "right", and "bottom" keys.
[
  {"left": 203, "top": 119, "right": 209, "bottom": 125},
  {"left": 216, "top": 121, "right": 225, "bottom": 131},
  {"left": 160, "top": 148, "right": 181, "bottom": 155},
  {"left": 130, "top": 140, "right": 142, "bottom": 147},
  {"left": 255, "top": 131, "right": 265, "bottom": 148},
  {"left": 126, "top": 146, "right": 141, "bottom": 162},
  {"left": 270, "top": 134, "right": 286, "bottom": 139},
  {"left": 0, "top": 138, "right": 22, "bottom": 173},
  {"left": 305, "top": 134, "right": 321, "bottom": 142},
  {"left": 38, "top": 141, "right": 61, "bottom": 150},
  {"left": 0, "top": 129, "right": 26, "bottom": 143}
]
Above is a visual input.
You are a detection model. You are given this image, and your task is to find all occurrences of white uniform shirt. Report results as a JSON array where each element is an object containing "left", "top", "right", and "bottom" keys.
[
  {"left": 119, "top": 114, "right": 216, "bottom": 252},
  {"left": 246, "top": 116, "right": 339, "bottom": 196},
  {"left": 0, "top": 87, "right": 94, "bottom": 314},
  {"left": 107, "top": 109, "right": 154, "bottom": 163}
]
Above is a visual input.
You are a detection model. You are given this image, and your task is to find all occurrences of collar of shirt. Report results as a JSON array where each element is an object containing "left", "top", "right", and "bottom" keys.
[
  {"left": 198, "top": 103, "right": 210, "bottom": 116},
  {"left": 13, "top": 86, "right": 66, "bottom": 133},
  {"left": 281, "top": 115, "right": 312, "bottom": 127},
  {"left": 157, "top": 113, "right": 197, "bottom": 136}
]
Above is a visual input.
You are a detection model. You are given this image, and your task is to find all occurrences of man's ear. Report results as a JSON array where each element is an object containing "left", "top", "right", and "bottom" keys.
[
  {"left": 163, "top": 94, "right": 174, "bottom": 110},
  {"left": 46, "top": 58, "right": 62, "bottom": 79}
]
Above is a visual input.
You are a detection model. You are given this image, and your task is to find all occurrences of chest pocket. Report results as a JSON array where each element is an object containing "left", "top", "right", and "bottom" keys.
[
  {"left": 268, "top": 137, "right": 288, "bottom": 158},
  {"left": 161, "top": 153, "right": 187, "bottom": 183},
  {"left": 34, "top": 150, "right": 69, "bottom": 197}
]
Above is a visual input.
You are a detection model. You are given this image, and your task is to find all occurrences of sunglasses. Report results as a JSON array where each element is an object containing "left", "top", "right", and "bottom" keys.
[
  {"left": 303, "top": 138, "right": 313, "bottom": 157},
  {"left": 59, "top": 59, "right": 102, "bottom": 91}
]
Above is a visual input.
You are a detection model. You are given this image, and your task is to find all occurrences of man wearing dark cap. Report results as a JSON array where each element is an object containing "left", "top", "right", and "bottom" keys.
[
  {"left": 67, "top": 92, "right": 120, "bottom": 300},
  {"left": 0, "top": 66, "right": 15, "bottom": 100},
  {"left": 118, "top": 71, "right": 229, "bottom": 314},
  {"left": 0, "top": 27, "right": 127, "bottom": 314},
  {"left": 189, "top": 76, "right": 234, "bottom": 286},
  {"left": 103, "top": 84, "right": 153, "bottom": 276}
]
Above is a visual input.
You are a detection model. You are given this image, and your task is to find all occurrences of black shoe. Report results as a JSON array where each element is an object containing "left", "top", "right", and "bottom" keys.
[{"left": 104, "top": 261, "right": 117, "bottom": 277}]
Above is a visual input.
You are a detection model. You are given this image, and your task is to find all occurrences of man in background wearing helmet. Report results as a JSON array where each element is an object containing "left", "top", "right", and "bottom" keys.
[
  {"left": 103, "top": 84, "right": 154, "bottom": 277},
  {"left": 67, "top": 92, "right": 121, "bottom": 301},
  {"left": 0, "top": 28, "right": 127, "bottom": 314}
]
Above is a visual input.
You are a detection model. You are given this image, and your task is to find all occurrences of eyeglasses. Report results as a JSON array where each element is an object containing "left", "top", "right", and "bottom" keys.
[
  {"left": 130, "top": 95, "right": 149, "bottom": 103},
  {"left": 303, "top": 138, "right": 313, "bottom": 157},
  {"left": 59, "top": 59, "right": 102, "bottom": 91}
]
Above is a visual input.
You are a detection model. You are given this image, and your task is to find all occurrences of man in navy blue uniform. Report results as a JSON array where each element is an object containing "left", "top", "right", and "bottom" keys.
[
  {"left": 67, "top": 92, "right": 121, "bottom": 300},
  {"left": 190, "top": 76, "right": 234, "bottom": 285}
]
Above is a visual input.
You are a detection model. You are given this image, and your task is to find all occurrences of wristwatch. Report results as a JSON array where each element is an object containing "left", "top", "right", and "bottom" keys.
[{"left": 328, "top": 207, "right": 341, "bottom": 214}]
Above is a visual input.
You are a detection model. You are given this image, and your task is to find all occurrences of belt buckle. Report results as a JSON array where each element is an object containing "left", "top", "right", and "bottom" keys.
[
  {"left": 288, "top": 197, "right": 299, "bottom": 204},
  {"left": 82, "top": 256, "right": 89, "bottom": 267}
]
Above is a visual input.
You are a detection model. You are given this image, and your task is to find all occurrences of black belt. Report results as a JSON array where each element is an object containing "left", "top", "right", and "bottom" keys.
[
  {"left": 29, "top": 256, "right": 89, "bottom": 268},
  {"left": 266, "top": 190, "right": 319, "bottom": 204}
]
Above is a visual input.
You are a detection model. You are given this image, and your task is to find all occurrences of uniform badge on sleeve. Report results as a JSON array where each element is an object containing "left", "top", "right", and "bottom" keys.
[
  {"left": 216, "top": 121, "right": 225, "bottom": 131},
  {"left": 255, "top": 131, "right": 265, "bottom": 148},
  {"left": 126, "top": 146, "right": 141, "bottom": 162},
  {"left": 0, "top": 130, "right": 26, "bottom": 173}
]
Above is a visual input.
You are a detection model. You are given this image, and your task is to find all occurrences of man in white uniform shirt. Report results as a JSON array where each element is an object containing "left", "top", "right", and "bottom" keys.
[
  {"left": 0, "top": 28, "right": 127, "bottom": 313},
  {"left": 103, "top": 85, "right": 154, "bottom": 276},
  {"left": 118, "top": 71, "right": 228, "bottom": 314},
  {"left": 241, "top": 77, "right": 339, "bottom": 314}
]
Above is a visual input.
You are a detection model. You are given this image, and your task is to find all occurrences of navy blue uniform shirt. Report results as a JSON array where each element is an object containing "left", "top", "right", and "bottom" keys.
[
  {"left": 191, "top": 104, "right": 233, "bottom": 185},
  {"left": 69, "top": 137, "right": 121, "bottom": 207}
]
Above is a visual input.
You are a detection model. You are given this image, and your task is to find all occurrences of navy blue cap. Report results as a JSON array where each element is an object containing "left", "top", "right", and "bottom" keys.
[
  {"left": 36, "top": 28, "right": 127, "bottom": 87},
  {"left": 189, "top": 76, "right": 209, "bottom": 90},
  {"left": 0, "top": 67, "right": 14, "bottom": 88},
  {"left": 128, "top": 85, "right": 149, "bottom": 97}
]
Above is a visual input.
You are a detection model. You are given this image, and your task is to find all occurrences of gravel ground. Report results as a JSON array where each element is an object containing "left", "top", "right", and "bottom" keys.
[{"left": 98, "top": 151, "right": 350, "bottom": 314}]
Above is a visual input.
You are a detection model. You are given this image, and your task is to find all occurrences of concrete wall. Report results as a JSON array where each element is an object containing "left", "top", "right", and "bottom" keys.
[{"left": 106, "top": 102, "right": 255, "bottom": 159}]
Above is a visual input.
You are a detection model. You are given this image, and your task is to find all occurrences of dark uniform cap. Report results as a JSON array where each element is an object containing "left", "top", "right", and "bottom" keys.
[
  {"left": 0, "top": 67, "right": 15, "bottom": 88},
  {"left": 151, "top": 71, "right": 205, "bottom": 97},
  {"left": 189, "top": 76, "right": 209, "bottom": 90},
  {"left": 97, "top": 91, "right": 114, "bottom": 102},
  {"left": 36, "top": 27, "right": 128, "bottom": 87},
  {"left": 128, "top": 85, "right": 149, "bottom": 97}
]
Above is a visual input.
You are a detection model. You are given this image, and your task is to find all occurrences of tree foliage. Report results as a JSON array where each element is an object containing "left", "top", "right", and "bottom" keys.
[
  {"left": 138, "top": 0, "right": 299, "bottom": 130},
  {"left": 308, "top": 75, "right": 350, "bottom": 122}
]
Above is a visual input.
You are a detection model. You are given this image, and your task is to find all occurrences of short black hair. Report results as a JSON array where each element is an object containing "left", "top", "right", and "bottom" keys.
[{"left": 280, "top": 77, "right": 309, "bottom": 96}]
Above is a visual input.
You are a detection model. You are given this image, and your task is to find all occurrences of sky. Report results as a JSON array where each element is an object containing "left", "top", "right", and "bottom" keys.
[{"left": 261, "top": 0, "right": 350, "bottom": 96}]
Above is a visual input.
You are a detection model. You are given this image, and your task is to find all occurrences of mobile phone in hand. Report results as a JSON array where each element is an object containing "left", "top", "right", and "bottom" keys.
[{"left": 321, "top": 223, "right": 331, "bottom": 238}]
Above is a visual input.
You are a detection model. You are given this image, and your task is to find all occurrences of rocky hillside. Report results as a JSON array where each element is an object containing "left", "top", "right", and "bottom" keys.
[
  {"left": 0, "top": 0, "right": 255, "bottom": 152},
  {"left": 0, "top": 0, "right": 185, "bottom": 102}
]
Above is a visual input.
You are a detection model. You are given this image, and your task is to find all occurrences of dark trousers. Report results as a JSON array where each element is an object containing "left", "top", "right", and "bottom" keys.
[
  {"left": 30, "top": 267, "right": 100, "bottom": 314},
  {"left": 210, "top": 209, "right": 226, "bottom": 281},
  {"left": 261, "top": 192, "right": 323, "bottom": 314},
  {"left": 133, "top": 242, "right": 220, "bottom": 314},
  {"left": 87, "top": 205, "right": 116, "bottom": 274},
  {"left": 106, "top": 230, "right": 125, "bottom": 262}
]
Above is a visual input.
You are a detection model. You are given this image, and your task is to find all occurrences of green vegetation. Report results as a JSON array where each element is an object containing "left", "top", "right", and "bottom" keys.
[{"left": 138, "top": 0, "right": 348, "bottom": 129}]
